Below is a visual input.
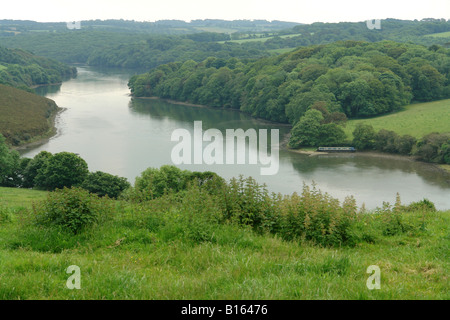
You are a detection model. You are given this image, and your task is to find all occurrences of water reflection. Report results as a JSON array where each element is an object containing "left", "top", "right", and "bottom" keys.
[{"left": 20, "top": 66, "right": 450, "bottom": 210}]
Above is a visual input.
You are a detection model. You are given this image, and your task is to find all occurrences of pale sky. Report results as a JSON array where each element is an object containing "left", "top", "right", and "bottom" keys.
[{"left": 0, "top": 0, "right": 448, "bottom": 24}]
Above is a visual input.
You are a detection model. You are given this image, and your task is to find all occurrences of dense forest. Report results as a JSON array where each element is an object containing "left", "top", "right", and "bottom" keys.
[
  {"left": 1, "top": 19, "right": 449, "bottom": 69},
  {"left": 128, "top": 40, "right": 450, "bottom": 120},
  {"left": 0, "top": 45, "right": 77, "bottom": 90},
  {"left": 0, "top": 19, "right": 298, "bottom": 36},
  {"left": 0, "top": 19, "right": 297, "bottom": 64},
  {"left": 86, "top": 19, "right": 450, "bottom": 69},
  {"left": 86, "top": 35, "right": 268, "bottom": 69}
]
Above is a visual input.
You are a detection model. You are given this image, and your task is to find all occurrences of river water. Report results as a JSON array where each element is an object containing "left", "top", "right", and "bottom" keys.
[{"left": 21, "top": 66, "right": 450, "bottom": 210}]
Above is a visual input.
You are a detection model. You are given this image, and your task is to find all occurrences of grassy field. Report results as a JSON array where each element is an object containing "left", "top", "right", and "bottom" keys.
[
  {"left": 218, "top": 33, "right": 303, "bottom": 44},
  {"left": 0, "top": 187, "right": 47, "bottom": 209},
  {"left": 344, "top": 99, "right": 450, "bottom": 139},
  {"left": 0, "top": 186, "right": 448, "bottom": 300},
  {"left": 268, "top": 47, "right": 296, "bottom": 54},
  {"left": 426, "top": 31, "right": 450, "bottom": 38},
  {"left": 0, "top": 84, "right": 60, "bottom": 146}
]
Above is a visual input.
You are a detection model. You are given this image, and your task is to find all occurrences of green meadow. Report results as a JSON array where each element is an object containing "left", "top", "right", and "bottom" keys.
[
  {"left": 344, "top": 99, "right": 450, "bottom": 139},
  {"left": 218, "top": 33, "right": 303, "bottom": 44},
  {"left": 0, "top": 186, "right": 448, "bottom": 300},
  {"left": 426, "top": 31, "right": 450, "bottom": 38}
]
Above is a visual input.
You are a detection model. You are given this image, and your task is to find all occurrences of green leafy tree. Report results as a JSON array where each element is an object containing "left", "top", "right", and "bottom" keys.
[
  {"left": 375, "top": 129, "right": 399, "bottom": 153},
  {"left": 415, "top": 133, "right": 450, "bottom": 163},
  {"left": 317, "top": 123, "right": 347, "bottom": 146},
  {"left": 35, "top": 152, "right": 89, "bottom": 190},
  {"left": 0, "top": 134, "right": 20, "bottom": 187},
  {"left": 395, "top": 135, "right": 417, "bottom": 155},
  {"left": 352, "top": 123, "right": 376, "bottom": 150},
  {"left": 22, "top": 151, "right": 53, "bottom": 188},
  {"left": 81, "top": 171, "right": 130, "bottom": 199},
  {"left": 134, "top": 165, "right": 192, "bottom": 200},
  {"left": 289, "top": 109, "right": 324, "bottom": 148}
]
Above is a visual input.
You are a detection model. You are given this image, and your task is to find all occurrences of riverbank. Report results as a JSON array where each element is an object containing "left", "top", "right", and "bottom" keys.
[
  {"left": 288, "top": 146, "right": 450, "bottom": 179},
  {"left": 12, "top": 107, "right": 64, "bottom": 152},
  {"left": 0, "top": 84, "right": 62, "bottom": 148},
  {"left": 134, "top": 96, "right": 293, "bottom": 127}
]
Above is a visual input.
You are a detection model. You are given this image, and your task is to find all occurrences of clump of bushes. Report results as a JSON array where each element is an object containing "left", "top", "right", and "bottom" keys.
[
  {"left": 415, "top": 133, "right": 450, "bottom": 164},
  {"left": 81, "top": 171, "right": 130, "bottom": 199},
  {"left": 0, "top": 138, "right": 131, "bottom": 199},
  {"left": 122, "top": 165, "right": 225, "bottom": 201},
  {"left": 405, "top": 198, "right": 436, "bottom": 212},
  {"left": 269, "top": 185, "right": 358, "bottom": 246},
  {"left": 33, "top": 187, "right": 112, "bottom": 234},
  {"left": 352, "top": 124, "right": 417, "bottom": 155},
  {"left": 352, "top": 125, "right": 449, "bottom": 163}
]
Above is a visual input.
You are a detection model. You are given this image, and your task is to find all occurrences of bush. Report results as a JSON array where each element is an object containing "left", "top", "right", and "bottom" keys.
[
  {"left": 405, "top": 198, "right": 436, "bottom": 212},
  {"left": 81, "top": 171, "right": 130, "bottom": 199},
  {"left": 274, "top": 184, "right": 358, "bottom": 246},
  {"left": 221, "top": 176, "right": 273, "bottom": 231},
  {"left": 133, "top": 165, "right": 192, "bottom": 200},
  {"left": 415, "top": 133, "right": 450, "bottom": 164},
  {"left": 375, "top": 129, "right": 398, "bottom": 153},
  {"left": 395, "top": 134, "right": 416, "bottom": 155},
  {"left": 33, "top": 187, "right": 112, "bottom": 234}
]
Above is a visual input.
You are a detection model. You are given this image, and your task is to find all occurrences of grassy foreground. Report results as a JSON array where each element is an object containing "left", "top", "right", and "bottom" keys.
[
  {"left": 0, "top": 186, "right": 448, "bottom": 300},
  {"left": 344, "top": 99, "right": 450, "bottom": 139}
]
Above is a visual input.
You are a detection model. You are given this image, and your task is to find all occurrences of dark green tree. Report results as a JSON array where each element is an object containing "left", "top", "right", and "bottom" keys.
[
  {"left": 81, "top": 171, "right": 130, "bottom": 199},
  {"left": 317, "top": 123, "right": 347, "bottom": 146},
  {"left": 289, "top": 109, "right": 324, "bottom": 148},
  {"left": 352, "top": 123, "right": 376, "bottom": 150},
  {"left": 35, "top": 152, "right": 89, "bottom": 190},
  {"left": 0, "top": 134, "right": 20, "bottom": 187},
  {"left": 22, "top": 151, "right": 53, "bottom": 188}
]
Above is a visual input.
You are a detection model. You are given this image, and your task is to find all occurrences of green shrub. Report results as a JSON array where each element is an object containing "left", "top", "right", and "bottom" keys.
[
  {"left": 275, "top": 184, "right": 357, "bottom": 246},
  {"left": 405, "top": 198, "right": 436, "bottom": 212},
  {"left": 33, "top": 187, "right": 112, "bottom": 234},
  {"left": 81, "top": 171, "right": 130, "bottom": 199},
  {"left": 221, "top": 176, "right": 273, "bottom": 231},
  {"left": 415, "top": 132, "right": 450, "bottom": 164},
  {"left": 132, "top": 165, "right": 192, "bottom": 200}
]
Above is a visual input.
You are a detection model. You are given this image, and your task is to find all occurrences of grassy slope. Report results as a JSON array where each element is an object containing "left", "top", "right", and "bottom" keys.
[
  {"left": 0, "top": 187, "right": 47, "bottom": 208},
  {"left": 344, "top": 99, "right": 450, "bottom": 139},
  {"left": 0, "top": 84, "right": 60, "bottom": 145},
  {"left": 218, "top": 33, "right": 303, "bottom": 44},
  {"left": 426, "top": 31, "right": 450, "bottom": 38},
  {"left": 0, "top": 187, "right": 448, "bottom": 300}
]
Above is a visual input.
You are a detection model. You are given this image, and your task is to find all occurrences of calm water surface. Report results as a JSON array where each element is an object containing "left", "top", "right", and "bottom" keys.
[{"left": 23, "top": 67, "right": 450, "bottom": 210}]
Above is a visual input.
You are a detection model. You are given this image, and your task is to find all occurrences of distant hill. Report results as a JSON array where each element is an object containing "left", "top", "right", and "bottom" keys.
[
  {"left": 0, "top": 19, "right": 300, "bottom": 35},
  {"left": 1, "top": 18, "right": 448, "bottom": 69},
  {"left": 0, "top": 84, "right": 60, "bottom": 146},
  {"left": 0, "top": 45, "right": 77, "bottom": 90}
]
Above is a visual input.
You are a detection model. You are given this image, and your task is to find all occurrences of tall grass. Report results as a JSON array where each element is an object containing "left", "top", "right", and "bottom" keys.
[{"left": 0, "top": 180, "right": 448, "bottom": 299}]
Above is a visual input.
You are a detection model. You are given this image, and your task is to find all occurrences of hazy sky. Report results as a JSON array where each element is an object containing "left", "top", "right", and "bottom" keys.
[{"left": 1, "top": 0, "right": 449, "bottom": 24}]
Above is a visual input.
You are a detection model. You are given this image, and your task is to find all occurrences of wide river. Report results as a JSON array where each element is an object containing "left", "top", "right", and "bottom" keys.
[{"left": 21, "top": 66, "right": 450, "bottom": 210}]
